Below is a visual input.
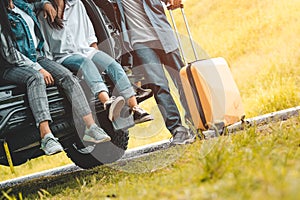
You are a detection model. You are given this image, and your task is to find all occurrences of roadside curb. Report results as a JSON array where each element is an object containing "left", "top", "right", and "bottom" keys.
[{"left": 0, "top": 106, "right": 299, "bottom": 189}]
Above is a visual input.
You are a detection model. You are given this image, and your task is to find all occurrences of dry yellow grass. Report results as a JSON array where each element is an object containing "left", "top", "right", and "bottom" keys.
[
  {"left": 176, "top": 0, "right": 300, "bottom": 117},
  {"left": 130, "top": 0, "right": 300, "bottom": 147}
]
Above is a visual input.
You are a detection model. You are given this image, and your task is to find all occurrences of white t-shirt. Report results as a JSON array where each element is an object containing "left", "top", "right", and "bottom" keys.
[{"left": 39, "top": 0, "right": 98, "bottom": 63}]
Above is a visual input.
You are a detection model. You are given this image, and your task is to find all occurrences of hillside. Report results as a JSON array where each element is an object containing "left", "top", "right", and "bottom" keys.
[
  {"left": 129, "top": 0, "right": 300, "bottom": 148},
  {"left": 175, "top": 0, "right": 300, "bottom": 117},
  {"left": 1, "top": 0, "right": 300, "bottom": 193}
]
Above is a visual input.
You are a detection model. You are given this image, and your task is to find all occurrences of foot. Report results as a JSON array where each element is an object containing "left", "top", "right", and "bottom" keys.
[
  {"left": 135, "top": 87, "right": 153, "bottom": 103},
  {"left": 41, "top": 133, "right": 64, "bottom": 155},
  {"left": 83, "top": 124, "right": 111, "bottom": 143},
  {"left": 104, "top": 96, "right": 125, "bottom": 121},
  {"left": 170, "top": 126, "right": 196, "bottom": 145},
  {"left": 132, "top": 106, "right": 154, "bottom": 124}
]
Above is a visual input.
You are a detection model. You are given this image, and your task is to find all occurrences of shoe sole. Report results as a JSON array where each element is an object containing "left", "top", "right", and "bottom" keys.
[
  {"left": 170, "top": 135, "right": 196, "bottom": 146},
  {"left": 83, "top": 135, "right": 111, "bottom": 144},
  {"left": 43, "top": 147, "right": 63, "bottom": 156},
  {"left": 134, "top": 115, "right": 154, "bottom": 124},
  {"left": 109, "top": 96, "right": 125, "bottom": 121}
]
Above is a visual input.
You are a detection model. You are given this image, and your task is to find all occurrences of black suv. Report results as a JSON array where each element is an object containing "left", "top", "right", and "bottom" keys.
[{"left": 0, "top": 0, "right": 149, "bottom": 169}]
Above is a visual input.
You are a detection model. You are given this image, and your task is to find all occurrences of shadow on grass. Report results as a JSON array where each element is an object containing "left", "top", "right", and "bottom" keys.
[{"left": 0, "top": 144, "right": 193, "bottom": 199}]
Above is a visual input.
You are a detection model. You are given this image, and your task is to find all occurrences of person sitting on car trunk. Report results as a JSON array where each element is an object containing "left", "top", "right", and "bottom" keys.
[
  {"left": 38, "top": 0, "right": 154, "bottom": 125},
  {"left": 0, "top": 0, "right": 113, "bottom": 155}
]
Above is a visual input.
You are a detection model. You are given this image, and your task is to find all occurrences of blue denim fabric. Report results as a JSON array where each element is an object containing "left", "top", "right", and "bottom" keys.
[
  {"left": 91, "top": 51, "right": 135, "bottom": 100},
  {"left": 62, "top": 54, "right": 109, "bottom": 97},
  {"left": 132, "top": 43, "right": 189, "bottom": 132},
  {"left": 8, "top": 0, "right": 45, "bottom": 62},
  {"left": 62, "top": 51, "right": 135, "bottom": 100}
]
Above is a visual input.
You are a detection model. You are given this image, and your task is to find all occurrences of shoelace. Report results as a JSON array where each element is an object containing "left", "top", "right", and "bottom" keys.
[
  {"left": 89, "top": 125, "right": 106, "bottom": 138},
  {"left": 41, "top": 137, "right": 59, "bottom": 148}
]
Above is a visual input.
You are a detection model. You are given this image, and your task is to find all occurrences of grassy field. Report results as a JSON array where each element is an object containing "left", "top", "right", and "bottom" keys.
[
  {"left": 1, "top": 0, "right": 300, "bottom": 199},
  {"left": 15, "top": 117, "right": 299, "bottom": 200}
]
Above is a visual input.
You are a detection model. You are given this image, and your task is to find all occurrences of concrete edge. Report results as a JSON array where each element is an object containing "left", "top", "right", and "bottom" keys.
[{"left": 0, "top": 106, "right": 299, "bottom": 189}]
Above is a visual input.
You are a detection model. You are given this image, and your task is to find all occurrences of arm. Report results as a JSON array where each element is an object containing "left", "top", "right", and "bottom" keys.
[
  {"left": 90, "top": 42, "right": 99, "bottom": 50},
  {"left": 29, "top": 0, "right": 50, "bottom": 12},
  {"left": 0, "top": 28, "right": 42, "bottom": 71},
  {"left": 80, "top": 1, "right": 98, "bottom": 48},
  {"left": 86, "top": 17, "right": 98, "bottom": 48},
  {"left": 0, "top": 28, "right": 54, "bottom": 84},
  {"left": 30, "top": 0, "right": 57, "bottom": 23}
]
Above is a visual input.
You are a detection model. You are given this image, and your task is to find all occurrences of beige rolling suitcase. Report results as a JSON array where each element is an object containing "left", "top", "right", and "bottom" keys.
[{"left": 168, "top": 5, "right": 245, "bottom": 131}]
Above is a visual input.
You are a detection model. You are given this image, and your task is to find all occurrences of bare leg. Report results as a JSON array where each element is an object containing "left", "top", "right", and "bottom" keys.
[
  {"left": 127, "top": 96, "right": 138, "bottom": 109},
  {"left": 97, "top": 91, "right": 110, "bottom": 104},
  {"left": 39, "top": 121, "right": 52, "bottom": 138},
  {"left": 82, "top": 113, "right": 96, "bottom": 129}
]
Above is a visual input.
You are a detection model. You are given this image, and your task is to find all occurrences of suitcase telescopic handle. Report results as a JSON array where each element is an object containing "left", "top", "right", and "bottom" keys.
[{"left": 168, "top": 4, "right": 199, "bottom": 64}]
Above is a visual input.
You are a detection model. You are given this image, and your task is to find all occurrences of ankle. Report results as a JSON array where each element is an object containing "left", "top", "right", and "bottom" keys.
[
  {"left": 98, "top": 91, "right": 110, "bottom": 104},
  {"left": 42, "top": 132, "right": 53, "bottom": 139},
  {"left": 82, "top": 113, "right": 95, "bottom": 129},
  {"left": 127, "top": 95, "right": 138, "bottom": 108},
  {"left": 131, "top": 105, "right": 139, "bottom": 112},
  {"left": 86, "top": 123, "right": 93, "bottom": 129},
  {"left": 39, "top": 122, "right": 51, "bottom": 138}
]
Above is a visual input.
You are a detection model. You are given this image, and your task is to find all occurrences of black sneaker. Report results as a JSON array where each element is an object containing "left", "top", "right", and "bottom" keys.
[
  {"left": 135, "top": 87, "right": 153, "bottom": 103},
  {"left": 132, "top": 106, "right": 154, "bottom": 124},
  {"left": 170, "top": 126, "right": 196, "bottom": 145},
  {"left": 104, "top": 96, "right": 125, "bottom": 121}
]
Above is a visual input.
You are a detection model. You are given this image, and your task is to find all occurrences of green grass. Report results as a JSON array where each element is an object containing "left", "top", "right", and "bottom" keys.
[
  {"left": 1, "top": 0, "right": 300, "bottom": 199},
  {"left": 3, "top": 117, "right": 299, "bottom": 200}
]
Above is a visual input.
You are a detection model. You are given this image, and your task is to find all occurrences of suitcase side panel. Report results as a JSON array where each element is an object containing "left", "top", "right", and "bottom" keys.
[
  {"left": 180, "top": 65, "right": 212, "bottom": 130},
  {"left": 189, "top": 65, "right": 213, "bottom": 127},
  {"left": 180, "top": 66, "right": 206, "bottom": 130},
  {"left": 192, "top": 57, "right": 245, "bottom": 126},
  {"left": 214, "top": 58, "right": 245, "bottom": 125}
]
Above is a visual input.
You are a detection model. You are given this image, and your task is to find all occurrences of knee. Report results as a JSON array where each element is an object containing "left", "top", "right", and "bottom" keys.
[
  {"left": 106, "top": 61, "right": 125, "bottom": 76},
  {"left": 81, "top": 58, "right": 94, "bottom": 68},
  {"left": 27, "top": 72, "right": 45, "bottom": 87},
  {"left": 60, "top": 71, "right": 77, "bottom": 85},
  {"left": 77, "top": 58, "right": 99, "bottom": 78}
]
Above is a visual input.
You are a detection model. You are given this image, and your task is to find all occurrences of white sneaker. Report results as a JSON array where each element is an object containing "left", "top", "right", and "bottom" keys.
[
  {"left": 83, "top": 124, "right": 111, "bottom": 143},
  {"left": 40, "top": 133, "right": 64, "bottom": 155},
  {"left": 104, "top": 96, "right": 125, "bottom": 121}
]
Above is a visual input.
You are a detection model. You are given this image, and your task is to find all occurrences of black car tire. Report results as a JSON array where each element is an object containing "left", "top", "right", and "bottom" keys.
[{"left": 64, "top": 110, "right": 129, "bottom": 169}]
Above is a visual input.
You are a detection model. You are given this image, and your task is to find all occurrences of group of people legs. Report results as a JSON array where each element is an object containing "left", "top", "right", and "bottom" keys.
[{"left": 0, "top": 0, "right": 195, "bottom": 156}]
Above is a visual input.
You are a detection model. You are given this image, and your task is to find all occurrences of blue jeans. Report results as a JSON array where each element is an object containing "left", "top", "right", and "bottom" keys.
[
  {"left": 62, "top": 51, "right": 135, "bottom": 100},
  {"left": 132, "top": 43, "right": 189, "bottom": 133}
]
